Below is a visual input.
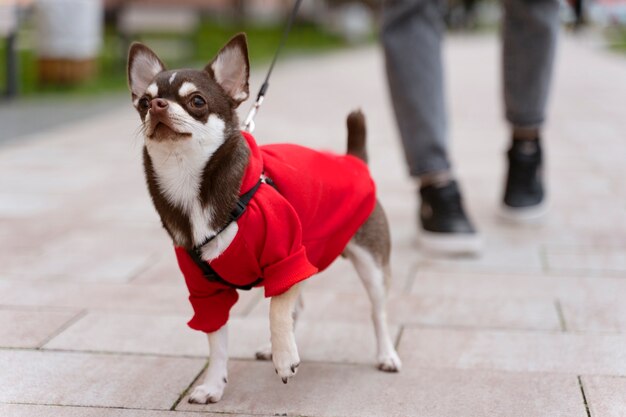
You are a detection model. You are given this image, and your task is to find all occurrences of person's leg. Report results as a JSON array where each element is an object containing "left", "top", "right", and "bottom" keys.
[
  {"left": 382, "top": 0, "right": 448, "bottom": 178},
  {"left": 382, "top": 0, "right": 480, "bottom": 254},
  {"left": 501, "top": 0, "right": 559, "bottom": 221},
  {"left": 502, "top": 0, "right": 559, "bottom": 131}
]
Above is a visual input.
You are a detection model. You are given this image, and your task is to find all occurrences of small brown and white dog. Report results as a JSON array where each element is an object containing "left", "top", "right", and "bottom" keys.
[{"left": 127, "top": 34, "right": 401, "bottom": 404}]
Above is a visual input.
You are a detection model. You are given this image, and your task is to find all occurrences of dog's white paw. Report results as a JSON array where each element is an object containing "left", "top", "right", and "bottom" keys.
[
  {"left": 377, "top": 349, "right": 402, "bottom": 373},
  {"left": 255, "top": 343, "right": 273, "bottom": 361},
  {"left": 272, "top": 345, "right": 300, "bottom": 384},
  {"left": 188, "top": 378, "right": 227, "bottom": 404}
]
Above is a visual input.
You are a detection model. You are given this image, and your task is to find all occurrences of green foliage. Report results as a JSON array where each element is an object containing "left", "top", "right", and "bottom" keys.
[
  {"left": 194, "top": 20, "right": 346, "bottom": 64},
  {"left": 607, "top": 26, "right": 626, "bottom": 53}
]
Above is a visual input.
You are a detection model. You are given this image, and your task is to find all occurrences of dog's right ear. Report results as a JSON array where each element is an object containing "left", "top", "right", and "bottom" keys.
[{"left": 127, "top": 43, "right": 166, "bottom": 100}]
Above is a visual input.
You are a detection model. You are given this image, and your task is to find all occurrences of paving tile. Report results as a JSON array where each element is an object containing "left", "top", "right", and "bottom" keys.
[
  {"left": 228, "top": 317, "right": 394, "bottom": 365},
  {"left": 0, "top": 307, "right": 80, "bottom": 348},
  {"left": 581, "top": 375, "right": 626, "bottom": 417},
  {"left": 0, "top": 193, "right": 62, "bottom": 217},
  {"left": 0, "top": 280, "right": 260, "bottom": 319},
  {"left": 545, "top": 245, "right": 626, "bottom": 276},
  {"left": 549, "top": 204, "right": 626, "bottom": 238},
  {"left": 386, "top": 295, "right": 559, "bottom": 330},
  {"left": 411, "top": 270, "right": 626, "bottom": 332},
  {"left": 0, "top": 167, "right": 107, "bottom": 194},
  {"left": 229, "top": 317, "right": 271, "bottom": 359},
  {"left": 44, "top": 312, "right": 208, "bottom": 357},
  {"left": 417, "top": 237, "right": 544, "bottom": 273},
  {"left": 44, "top": 312, "right": 396, "bottom": 365},
  {"left": 0, "top": 201, "right": 106, "bottom": 251},
  {"left": 295, "top": 320, "right": 400, "bottom": 365},
  {"left": 410, "top": 269, "right": 626, "bottom": 299},
  {"left": 389, "top": 244, "right": 424, "bottom": 292},
  {"left": 559, "top": 297, "right": 626, "bottom": 332},
  {"left": 0, "top": 280, "right": 193, "bottom": 314},
  {"left": 131, "top": 255, "right": 184, "bottom": 286},
  {"left": 0, "top": 231, "right": 156, "bottom": 283},
  {"left": 251, "top": 290, "right": 560, "bottom": 331},
  {"left": 0, "top": 350, "right": 204, "bottom": 410},
  {"left": 0, "top": 404, "right": 251, "bottom": 417},
  {"left": 177, "top": 360, "right": 585, "bottom": 417},
  {"left": 88, "top": 195, "right": 160, "bottom": 226},
  {"left": 43, "top": 312, "right": 268, "bottom": 360},
  {"left": 399, "top": 328, "right": 626, "bottom": 376}
]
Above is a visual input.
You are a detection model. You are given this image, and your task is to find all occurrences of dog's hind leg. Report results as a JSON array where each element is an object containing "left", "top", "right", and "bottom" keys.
[
  {"left": 345, "top": 202, "right": 402, "bottom": 372},
  {"left": 188, "top": 325, "right": 229, "bottom": 403}
]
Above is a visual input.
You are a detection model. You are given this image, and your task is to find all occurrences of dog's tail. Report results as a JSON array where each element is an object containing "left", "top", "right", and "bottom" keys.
[{"left": 346, "top": 110, "right": 368, "bottom": 164}]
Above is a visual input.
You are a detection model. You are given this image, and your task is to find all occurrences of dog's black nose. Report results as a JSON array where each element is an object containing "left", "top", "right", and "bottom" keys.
[{"left": 150, "top": 98, "right": 169, "bottom": 114}]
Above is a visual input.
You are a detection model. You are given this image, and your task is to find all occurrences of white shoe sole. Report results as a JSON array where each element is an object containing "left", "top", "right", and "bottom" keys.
[
  {"left": 419, "top": 230, "right": 483, "bottom": 256},
  {"left": 498, "top": 202, "right": 548, "bottom": 224}
]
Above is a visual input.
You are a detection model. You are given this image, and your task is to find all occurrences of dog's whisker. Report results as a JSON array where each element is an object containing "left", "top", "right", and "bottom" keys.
[
  {"left": 132, "top": 124, "right": 149, "bottom": 146},
  {"left": 135, "top": 124, "right": 147, "bottom": 136}
]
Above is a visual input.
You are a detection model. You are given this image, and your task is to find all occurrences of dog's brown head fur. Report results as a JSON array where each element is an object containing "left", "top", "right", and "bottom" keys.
[
  {"left": 128, "top": 34, "right": 249, "bottom": 141},
  {"left": 127, "top": 34, "right": 251, "bottom": 249}
]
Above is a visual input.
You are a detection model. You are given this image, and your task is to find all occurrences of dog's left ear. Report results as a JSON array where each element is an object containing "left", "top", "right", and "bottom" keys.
[{"left": 207, "top": 33, "right": 250, "bottom": 106}]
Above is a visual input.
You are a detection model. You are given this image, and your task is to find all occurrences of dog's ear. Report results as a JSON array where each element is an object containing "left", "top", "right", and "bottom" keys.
[
  {"left": 127, "top": 43, "right": 166, "bottom": 99},
  {"left": 207, "top": 33, "right": 250, "bottom": 106}
]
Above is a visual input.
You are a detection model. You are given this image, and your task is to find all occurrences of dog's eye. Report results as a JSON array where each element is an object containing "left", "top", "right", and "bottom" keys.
[
  {"left": 190, "top": 95, "right": 206, "bottom": 108},
  {"left": 138, "top": 97, "right": 150, "bottom": 111}
]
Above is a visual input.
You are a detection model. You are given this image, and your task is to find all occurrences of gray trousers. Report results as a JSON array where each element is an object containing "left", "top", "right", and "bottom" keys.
[{"left": 382, "top": 0, "right": 560, "bottom": 176}]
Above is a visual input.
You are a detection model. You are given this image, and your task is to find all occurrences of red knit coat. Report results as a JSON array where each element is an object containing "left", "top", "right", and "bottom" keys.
[{"left": 174, "top": 131, "right": 376, "bottom": 333}]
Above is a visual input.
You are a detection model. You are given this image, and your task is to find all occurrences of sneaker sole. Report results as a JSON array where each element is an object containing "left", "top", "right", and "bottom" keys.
[
  {"left": 419, "top": 231, "right": 483, "bottom": 256},
  {"left": 498, "top": 202, "right": 548, "bottom": 224}
]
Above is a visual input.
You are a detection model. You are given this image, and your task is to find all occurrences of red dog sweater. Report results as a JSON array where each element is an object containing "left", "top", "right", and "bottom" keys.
[{"left": 174, "top": 131, "right": 376, "bottom": 333}]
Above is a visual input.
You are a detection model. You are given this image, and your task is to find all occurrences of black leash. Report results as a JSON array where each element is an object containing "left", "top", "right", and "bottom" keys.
[{"left": 242, "top": 0, "right": 304, "bottom": 132}]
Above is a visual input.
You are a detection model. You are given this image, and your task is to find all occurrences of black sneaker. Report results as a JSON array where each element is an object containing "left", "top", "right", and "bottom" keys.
[
  {"left": 500, "top": 139, "right": 547, "bottom": 222},
  {"left": 419, "top": 180, "right": 482, "bottom": 255}
]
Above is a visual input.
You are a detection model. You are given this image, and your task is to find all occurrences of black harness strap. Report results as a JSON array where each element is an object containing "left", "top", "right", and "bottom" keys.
[
  {"left": 186, "top": 176, "right": 276, "bottom": 291},
  {"left": 187, "top": 246, "right": 263, "bottom": 291}
]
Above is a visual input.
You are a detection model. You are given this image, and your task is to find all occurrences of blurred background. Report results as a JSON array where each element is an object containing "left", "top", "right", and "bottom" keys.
[
  {"left": 1, "top": 0, "right": 625, "bottom": 99},
  {"left": 1, "top": 0, "right": 626, "bottom": 142}
]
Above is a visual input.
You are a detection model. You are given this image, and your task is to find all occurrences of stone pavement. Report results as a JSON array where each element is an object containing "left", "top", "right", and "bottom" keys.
[{"left": 1, "top": 33, "right": 625, "bottom": 416}]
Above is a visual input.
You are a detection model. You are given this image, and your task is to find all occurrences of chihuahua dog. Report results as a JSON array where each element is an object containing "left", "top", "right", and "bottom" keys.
[{"left": 127, "top": 33, "right": 401, "bottom": 404}]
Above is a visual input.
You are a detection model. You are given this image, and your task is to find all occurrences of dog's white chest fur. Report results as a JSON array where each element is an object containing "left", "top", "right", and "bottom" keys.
[{"left": 146, "top": 114, "right": 237, "bottom": 259}]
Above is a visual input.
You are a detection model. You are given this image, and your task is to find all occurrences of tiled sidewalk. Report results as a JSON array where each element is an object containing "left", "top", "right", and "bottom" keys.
[{"left": 1, "top": 34, "right": 625, "bottom": 416}]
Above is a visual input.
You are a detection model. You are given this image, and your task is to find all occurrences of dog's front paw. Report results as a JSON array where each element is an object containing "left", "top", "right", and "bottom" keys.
[
  {"left": 377, "top": 349, "right": 402, "bottom": 373},
  {"left": 272, "top": 345, "right": 300, "bottom": 384},
  {"left": 188, "top": 379, "right": 227, "bottom": 404}
]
